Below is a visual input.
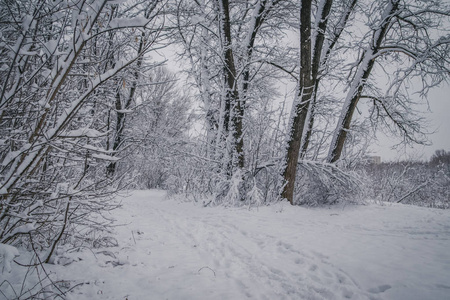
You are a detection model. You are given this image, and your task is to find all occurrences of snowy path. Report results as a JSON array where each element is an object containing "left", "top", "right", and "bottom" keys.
[{"left": 59, "top": 190, "right": 450, "bottom": 300}]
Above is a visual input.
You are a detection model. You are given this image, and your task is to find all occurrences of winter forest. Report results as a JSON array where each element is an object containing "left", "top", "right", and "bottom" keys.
[{"left": 1, "top": 0, "right": 450, "bottom": 299}]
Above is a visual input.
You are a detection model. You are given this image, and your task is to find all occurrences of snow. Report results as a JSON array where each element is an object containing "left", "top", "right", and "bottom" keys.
[
  {"left": 44, "top": 39, "right": 58, "bottom": 55},
  {"left": 1, "top": 150, "right": 21, "bottom": 166},
  {"left": 92, "top": 153, "right": 119, "bottom": 161},
  {"left": 1, "top": 224, "right": 36, "bottom": 244},
  {"left": 108, "top": 17, "right": 149, "bottom": 29},
  {"left": 64, "top": 127, "right": 104, "bottom": 138},
  {"left": 0, "top": 243, "right": 20, "bottom": 274},
  {"left": 18, "top": 49, "right": 38, "bottom": 56},
  {"left": 115, "top": 109, "right": 134, "bottom": 114},
  {"left": 3, "top": 190, "right": 450, "bottom": 299}
]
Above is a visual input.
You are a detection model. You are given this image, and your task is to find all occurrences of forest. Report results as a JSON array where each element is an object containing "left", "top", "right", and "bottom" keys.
[{"left": 0, "top": 0, "right": 449, "bottom": 298}]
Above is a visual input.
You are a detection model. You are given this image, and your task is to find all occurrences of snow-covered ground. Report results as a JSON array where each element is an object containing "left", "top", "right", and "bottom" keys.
[{"left": 3, "top": 190, "right": 450, "bottom": 299}]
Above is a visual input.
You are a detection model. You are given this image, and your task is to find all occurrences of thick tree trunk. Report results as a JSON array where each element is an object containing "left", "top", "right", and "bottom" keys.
[
  {"left": 300, "top": 0, "right": 334, "bottom": 158},
  {"left": 282, "top": 0, "right": 313, "bottom": 204}
]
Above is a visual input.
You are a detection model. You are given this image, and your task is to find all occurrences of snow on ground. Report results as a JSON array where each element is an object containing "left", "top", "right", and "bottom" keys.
[{"left": 3, "top": 190, "right": 450, "bottom": 299}]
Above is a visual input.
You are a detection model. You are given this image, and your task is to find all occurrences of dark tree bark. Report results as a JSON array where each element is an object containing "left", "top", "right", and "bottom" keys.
[
  {"left": 300, "top": 0, "right": 358, "bottom": 158},
  {"left": 300, "top": 0, "right": 334, "bottom": 158},
  {"left": 282, "top": 0, "right": 313, "bottom": 204}
]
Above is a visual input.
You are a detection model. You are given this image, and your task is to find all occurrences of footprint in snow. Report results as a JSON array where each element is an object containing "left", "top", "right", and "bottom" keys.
[
  {"left": 294, "top": 258, "right": 304, "bottom": 265},
  {"left": 309, "top": 264, "right": 318, "bottom": 272},
  {"left": 368, "top": 284, "right": 392, "bottom": 294}
]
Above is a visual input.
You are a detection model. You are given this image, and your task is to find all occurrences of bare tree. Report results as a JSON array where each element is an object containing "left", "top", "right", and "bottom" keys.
[
  {"left": 281, "top": 0, "right": 449, "bottom": 204},
  {"left": 327, "top": 0, "right": 450, "bottom": 163},
  {"left": 0, "top": 1, "right": 165, "bottom": 293},
  {"left": 105, "top": 1, "right": 165, "bottom": 176},
  {"left": 175, "top": 0, "right": 289, "bottom": 177},
  {"left": 282, "top": 0, "right": 314, "bottom": 204},
  {"left": 120, "top": 67, "right": 193, "bottom": 189},
  {"left": 282, "top": 0, "right": 359, "bottom": 204}
]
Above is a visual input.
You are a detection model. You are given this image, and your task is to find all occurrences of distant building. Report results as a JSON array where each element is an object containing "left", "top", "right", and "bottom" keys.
[{"left": 366, "top": 156, "right": 381, "bottom": 164}]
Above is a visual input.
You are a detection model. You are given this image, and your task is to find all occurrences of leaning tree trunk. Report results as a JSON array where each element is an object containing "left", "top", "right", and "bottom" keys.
[{"left": 327, "top": 0, "right": 400, "bottom": 163}]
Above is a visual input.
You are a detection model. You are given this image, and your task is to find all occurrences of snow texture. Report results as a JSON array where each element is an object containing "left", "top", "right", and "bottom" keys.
[
  {"left": 108, "top": 17, "right": 149, "bottom": 29},
  {"left": 2, "top": 190, "right": 450, "bottom": 299},
  {"left": 64, "top": 127, "right": 104, "bottom": 138},
  {"left": 0, "top": 243, "right": 20, "bottom": 274}
]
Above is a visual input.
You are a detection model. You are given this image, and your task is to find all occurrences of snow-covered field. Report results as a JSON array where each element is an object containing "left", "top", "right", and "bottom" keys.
[{"left": 3, "top": 190, "right": 450, "bottom": 299}]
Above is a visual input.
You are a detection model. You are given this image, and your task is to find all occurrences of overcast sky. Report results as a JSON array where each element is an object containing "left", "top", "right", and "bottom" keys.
[{"left": 369, "top": 83, "right": 450, "bottom": 162}]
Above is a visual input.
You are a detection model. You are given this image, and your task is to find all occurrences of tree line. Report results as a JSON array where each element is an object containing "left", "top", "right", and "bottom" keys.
[{"left": 363, "top": 150, "right": 450, "bottom": 209}]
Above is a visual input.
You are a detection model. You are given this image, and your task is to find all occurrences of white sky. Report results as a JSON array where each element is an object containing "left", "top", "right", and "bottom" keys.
[{"left": 369, "top": 83, "right": 450, "bottom": 162}]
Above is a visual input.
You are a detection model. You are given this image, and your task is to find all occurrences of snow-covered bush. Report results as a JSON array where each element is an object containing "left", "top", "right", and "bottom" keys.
[
  {"left": 291, "top": 161, "right": 361, "bottom": 206},
  {"left": 0, "top": 243, "right": 20, "bottom": 274},
  {"left": 117, "top": 67, "right": 193, "bottom": 190},
  {"left": 362, "top": 159, "right": 450, "bottom": 209},
  {"left": 164, "top": 142, "right": 361, "bottom": 207}
]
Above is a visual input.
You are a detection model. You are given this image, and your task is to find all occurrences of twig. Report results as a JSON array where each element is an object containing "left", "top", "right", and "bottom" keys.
[
  {"left": 198, "top": 266, "right": 216, "bottom": 277},
  {"left": 131, "top": 231, "right": 136, "bottom": 245},
  {"left": 0, "top": 280, "right": 18, "bottom": 299},
  {"left": 29, "top": 233, "right": 67, "bottom": 297}
]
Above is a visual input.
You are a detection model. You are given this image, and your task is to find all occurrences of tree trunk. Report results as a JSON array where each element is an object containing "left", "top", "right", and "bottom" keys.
[
  {"left": 217, "top": 0, "right": 244, "bottom": 172},
  {"left": 107, "top": 31, "right": 146, "bottom": 176},
  {"left": 282, "top": 0, "right": 313, "bottom": 204},
  {"left": 300, "top": 0, "right": 334, "bottom": 158},
  {"left": 327, "top": 0, "right": 400, "bottom": 163}
]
